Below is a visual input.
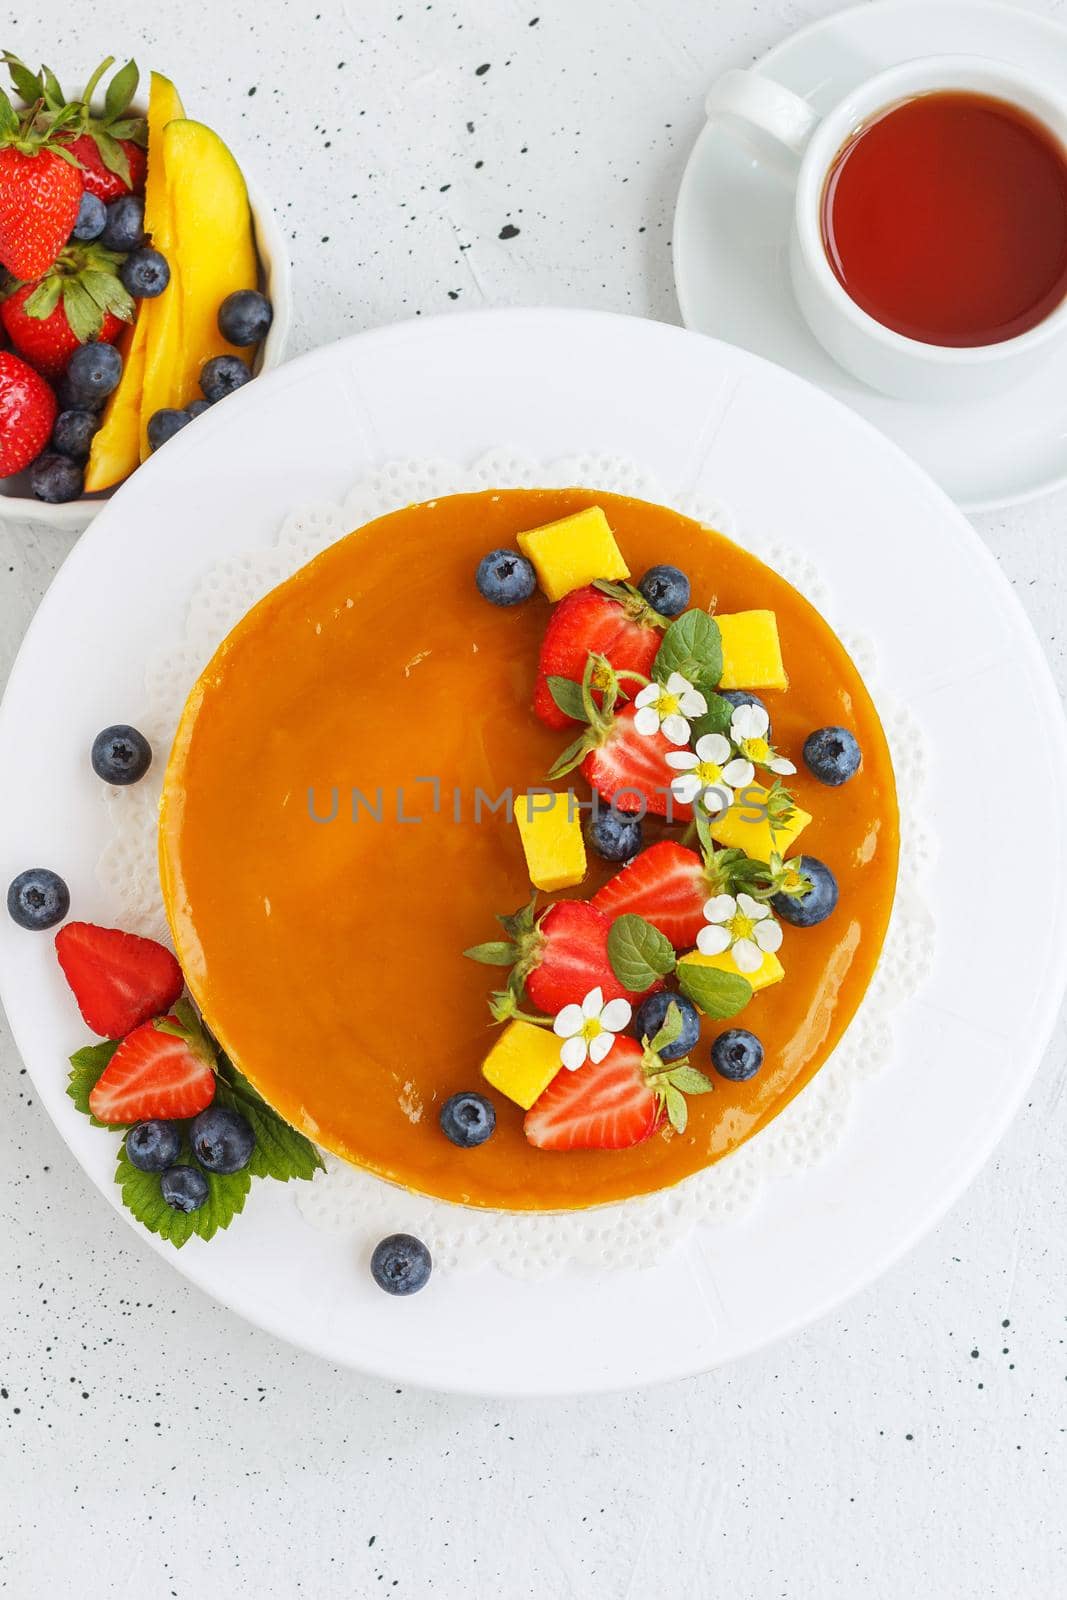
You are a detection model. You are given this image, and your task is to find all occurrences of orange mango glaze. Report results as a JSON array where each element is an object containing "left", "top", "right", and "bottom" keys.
[{"left": 159, "top": 489, "right": 899, "bottom": 1210}]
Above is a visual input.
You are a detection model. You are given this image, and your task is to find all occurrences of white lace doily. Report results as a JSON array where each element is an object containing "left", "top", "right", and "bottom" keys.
[{"left": 98, "top": 450, "right": 934, "bottom": 1277}]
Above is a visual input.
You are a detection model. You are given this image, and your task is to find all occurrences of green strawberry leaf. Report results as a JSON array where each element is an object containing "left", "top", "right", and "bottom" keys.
[
  {"left": 91, "top": 127, "right": 131, "bottom": 184},
  {"left": 645, "top": 998, "right": 684, "bottom": 1056},
  {"left": 23, "top": 275, "right": 63, "bottom": 321},
  {"left": 666, "top": 1064, "right": 714, "bottom": 1095},
  {"left": 214, "top": 1061, "right": 324, "bottom": 1183},
  {"left": 546, "top": 730, "right": 594, "bottom": 781},
  {"left": 653, "top": 610, "right": 723, "bottom": 691},
  {"left": 103, "top": 59, "right": 139, "bottom": 123},
  {"left": 3, "top": 53, "right": 43, "bottom": 107},
  {"left": 0, "top": 88, "right": 18, "bottom": 139},
  {"left": 78, "top": 268, "right": 134, "bottom": 322},
  {"left": 67, "top": 1039, "right": 120, "bottom": 1128},
  {"left": 676, "top": 962, "right": 753, "bottom": 1020},
  {"left": 59, "top": 279, "right": 106, "bottom": 343},
  {"left": 546, "top": 675, "right": 589, "bottom": 723},
  {"left": 663, "top": 1083, "right": 688, "bottom": 1135},
  {"left": 607, "top": 913, "right": 677, "bottom": 992},
  {"left": 106, "top": 117, "right": 147, "bottom": 146},
  {"left": 689, "top": 691, "right": 734, "bottom": 741},
  {"left": 116, "top": 1136, "right": 252, "bottom": 1249},
  {"left": 463, "top": 940, "right": 516, "bottom": 966},
  {"left": 40, "top": 66, "right": 66, "bottom": 112}
]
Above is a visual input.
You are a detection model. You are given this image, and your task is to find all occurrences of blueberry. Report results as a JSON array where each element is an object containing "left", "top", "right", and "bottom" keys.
[
  {"left": 56, "top": 373, "right": 105, "bottom": 413},
  {"left": 771, "top": 856, "right": 839, "bottom": 928},
  {"left": 439, "top": 1091, "right": 496, "bottom": 1148},
  {"left": 475, "top": 547, "right": 537, "bottom": 606},
  {"left": 638, "top": 564, "right": 690, "bottom": 617},
  {"left": 91, "top": 724, "right": 153, "bottom": 786},
  {"left": 718, "top": 690, "right": 771, "bottom": 736},
  {"left": 199, "top": 354, "right": 251, "bottom": 403},
  {"left": 218, "top": 288, "right": 273, "bottom": 346},
  {"left": 146, "top": 407, "right": 191, "bottom": 451},
  {"left": 711, "top": 1028, "right": 764, "bottom": 1082},
  {"left": 588, "top": 803, "right": 643, "bottom": 861},
  {"left": 160, "top": 1165, "right": 210, "bottom": 1213},
  {"left": 803, "top": 726, "right": 862, "bottom": 786},
  {"left": 7, "top": 868, "right": 70, "bottom": 931},
  {"left": 29, "top": 452, "right": 83, "bottom": 503},
  {"left": 119, "top": 247, "right": 170, "bottom": 298},
  {"left": 371, "top": 1233, "right": 432, "bottom": 1296},
  {"left": 185, "top": 399, "right": 211, "bottom": 419},
  {"left": 52, "top": 408, "right": 98, "bottom": 462},
  {"left": 126, "top": 1120, "right": 182, "bottom": 1173},
  {"left": 632, "top": 991, "right": 700, "bottom": 1061},
  {"left": 72, "top": 192, "right": 106, "bottom": 242},
  {"left": 100, "top": 194, "right": 146, "bottom": 252},
  {"left": 66, "top": 341, "right": 123, "bottom": 404},
  {"left": 189, "top": 1104, "right": 256, "bottom": 1174}
]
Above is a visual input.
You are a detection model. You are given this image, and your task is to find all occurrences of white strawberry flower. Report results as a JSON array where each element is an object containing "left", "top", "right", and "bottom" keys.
[
  {"left": 633, "top": 671, "right": 707, "bottom": 745},
  {"left": 552, "top": 986, "right": 633, "bottom": 1072},
  {"left": 665, "top": 732, "right": 754, "bottom": 814},
  {"left": 729, "top": 703, "right": 796, "bottom": 776},
  {"left": 696, "top": 892, "right": 784, "bottom": 973}
]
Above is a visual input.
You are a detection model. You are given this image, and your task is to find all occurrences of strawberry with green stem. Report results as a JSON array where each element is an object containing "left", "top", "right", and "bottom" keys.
[
  {"left": 2, "top": 240, "right": 133, "bottom": 377},
  {"left": 4, "top": 54, "right": 146, "bottom": 198},
  {"left": 524, "top": 999, "right": 714, "bottom": 1150},
  {"left": 548, "top": 651, "right": 688, "bottom": 818},
  {"left": 534, "top": 580, "right": 669, "bottom": 731},
  {"left": 87, "top": 999, "right": 218, "bottom": 1126},
  {"left": 464, "top": 895, "right": 656, "bottom": 1014},
  {"left": 0, "top": 85, "right": 82, "bottom": 280}
]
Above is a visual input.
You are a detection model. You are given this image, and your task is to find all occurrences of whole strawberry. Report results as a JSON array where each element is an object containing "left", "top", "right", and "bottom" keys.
[
  {"left": 0, "top": 85, "right": 82, "bottom": 280},
  {"left": 4, "top": 54, "right": 147, "bottom": 199},
  {"left": 0, "top": 349, "right": 57, "bottom": 476},
  {"left": 1, "top": 241, "right": 133, "bottom": 377}
]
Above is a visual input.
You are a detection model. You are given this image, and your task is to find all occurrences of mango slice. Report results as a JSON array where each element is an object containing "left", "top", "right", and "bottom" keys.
[
  {"left": 138, "top": 72, "right": 186, "bottom": 462},
  {"left": 716, "top": 610, "right": 788, "bottom": 691},
  {"left": 514, "top": 792, "right": 586, "bottom": 891},
  {"left": 482, "top": 1020, "right": 562, "bottom": 1110},
  {"left": 709, "top": 782, "right": 811, "bottom": 863},
  {"left": 517, "top": 506, "right": 629, "bottom": 601},
  {"left": 84, "top": 313, "right": 148, "bottom": 492},
  {"left": 678, "top": 947, "right": 784, "bottom": 998},
  {"left": 164, "top": 118, "right": 258, "bottom": 403}
]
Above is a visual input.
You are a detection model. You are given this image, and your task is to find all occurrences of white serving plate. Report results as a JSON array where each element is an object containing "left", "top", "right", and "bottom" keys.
[{"left": 0, "top": 308, "right": 1064, "bottom": 1395}]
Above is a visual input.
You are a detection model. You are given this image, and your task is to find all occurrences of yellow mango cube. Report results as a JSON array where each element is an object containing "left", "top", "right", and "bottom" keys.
[
  {"left": 482, "top": 1020, "right": 562, "bottom": 1110},
  {"left": 716, "top": 610, "right": 788, "bottom": 691},
  {"left": 709, "top": 783, "right": 811, "bottom": 863},
  {"left": 678, "top": 947, "right": 785, "bottom": 999},
  {"left": 515, "top": 792, "right": 587, "bottom": 891},
  {"left": 517, "top": 506, "right": 629, "bottom": 601}
]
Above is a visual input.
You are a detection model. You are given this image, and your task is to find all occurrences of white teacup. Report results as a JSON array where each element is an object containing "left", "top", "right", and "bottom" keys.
[{"left": 706, "top": 55, "right": 1067, "bottom": 400}]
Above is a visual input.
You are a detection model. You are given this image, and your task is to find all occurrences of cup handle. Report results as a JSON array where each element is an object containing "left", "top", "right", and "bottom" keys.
[{"left": 705, "top": 69, "right": 821, "bottom": 177}]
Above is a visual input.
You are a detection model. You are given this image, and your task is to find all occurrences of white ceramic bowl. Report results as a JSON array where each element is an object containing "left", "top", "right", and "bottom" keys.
[{"left": 0, "top": 171, "right": 292, "bottom": 532}]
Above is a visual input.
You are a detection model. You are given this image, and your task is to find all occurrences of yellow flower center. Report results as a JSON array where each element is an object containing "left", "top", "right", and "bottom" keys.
[
  {"left": 695, "top": 759, "right": 724, "bottom": 786},
  {"left": 657, "top": 691, "right": 681, "bottom": 717},
  {"left": 580, "top": 1018, "right": 604, "bottom": 1043},
  {"left": 740, "top": 736, "right": 771, "bottom": 764},
  {"left": 728, "top": 911, "right": 756, "bottom": 942}
]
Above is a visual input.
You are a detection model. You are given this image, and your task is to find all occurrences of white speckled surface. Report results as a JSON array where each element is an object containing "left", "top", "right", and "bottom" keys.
[{"left": 1, "top": 1, "right": 1065, "bottom": 1593}]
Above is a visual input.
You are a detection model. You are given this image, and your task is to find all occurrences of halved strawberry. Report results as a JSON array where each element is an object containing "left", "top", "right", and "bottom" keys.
[
  {"left": 533, "top": 583, "right": 665, "bottom": 731},
  {"left": 55, "top": 921, "right": 184, "bottom": 1038},
  {"left": 580, "top": 702, "right": 687, "bottom": 819},
  {"left": 465, "top": 897, "right": 654, "bottom": 1015},
  {"left": 591, "top": 841, "right": 707, "bottom": 950},
  {"left": 524, "top": 1011, "right": 713, "bottom": 1150},
  {"left": 88, "top": 1010, "right": 216, "bottom": 1125},
  {"left": 525, "top": 1037, "right": 658, "bottom": 1150}
]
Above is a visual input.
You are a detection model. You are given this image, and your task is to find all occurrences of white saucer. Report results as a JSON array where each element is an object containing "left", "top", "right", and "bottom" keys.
[{"left": 674, "top": 0, "right": 1067, "bottom": 513}]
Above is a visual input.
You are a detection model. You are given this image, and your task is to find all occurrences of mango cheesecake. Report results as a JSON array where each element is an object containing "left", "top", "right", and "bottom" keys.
[{"left": 158, "top": 488, "right": 899, "bottom": 1213}]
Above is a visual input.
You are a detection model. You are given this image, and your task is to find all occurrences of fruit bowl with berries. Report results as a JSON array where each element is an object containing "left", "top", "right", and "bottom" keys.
[{"left": 0, "top": 53, "right": 290, "bottom": 528}]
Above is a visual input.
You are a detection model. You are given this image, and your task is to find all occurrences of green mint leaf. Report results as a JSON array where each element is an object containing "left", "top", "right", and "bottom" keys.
[
  {"left": 663, "top": 1083, "right": 688, "bottom": 1135},
  {"left": 667, "top": 1065, "right": 714, "bottom": 1095},
  {"left": 546, "top": 675, "right": 589, "bottom": 723},
  {"left": 214, "top": 1063, "right": 324, "bottom": 1182},
  {"left": 689, "top": 691, "right": 734, "bottom": 741},
  {"left": 116, "top": 1138, "right": 251, "bottom": 1249},
  {"left": 647, "top": 998, "right": 684, "bottom": 1056},
  {"left": 607, "top": 913, "right": 676, "bottom": 992},
  {"left": 653, "top": 610, "right": 723, "bottom": 691},
  {"left": 676, "top": 962, "right": 753, "bottom": 1020},
  {"left": 463, "top": 940, "right": 516, "bottom": 966},
  {"left": 3, "top": 53, "right": 43, "bottom": 106},
  {"left": 103, "top": 58, "right": 139, "bottom": 122},
  {"left": 67, "top": 1039, "right": 120, "bottom": 1127},
  {"left": 91, "top": 128, "right": 131, "bottom": 185}
]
